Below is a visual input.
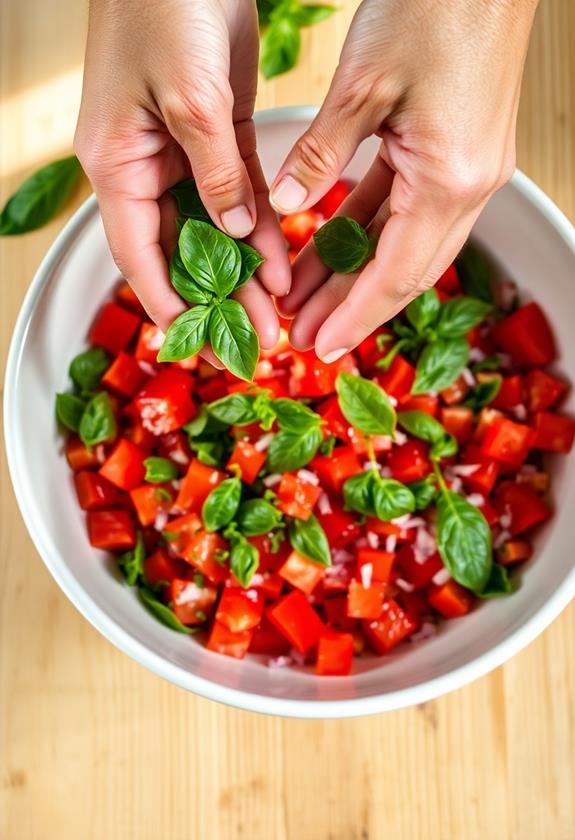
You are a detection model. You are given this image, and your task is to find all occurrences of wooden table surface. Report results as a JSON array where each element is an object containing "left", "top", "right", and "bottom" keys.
[{"left": 1, "top": 2, "right": 574, "bottom": 838}]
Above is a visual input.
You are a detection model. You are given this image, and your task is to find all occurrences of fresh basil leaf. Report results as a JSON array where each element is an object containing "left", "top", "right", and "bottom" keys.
[
  {"left": 272, "top": 397, "right": 321, "bottom": 432},
  {"left": 0, "top": 156, "right": 82, "bottom": 235},
  {"left": 236, "top": 498, "right": 283, "bottom": 536},
  {"left": 189, "top": 438, "right": 226, "bottom": 467},
  {"left": 260, "top": 15, "right": 301, "bottom": 79},
  {"left": 391, "top": 319, "right": 418, "bottom": 340},
  {"left": 253, "top": 390, "right": 277, "bottom": 430},
  {"left": 313, "top": 216, "right": 372, "bottom": 274},
  {"left": 397, "top": 410, "right": 457, "bottom": 461},
  {"left": 437, "top": 296, "right": 492, "bottom": 337},
  {"left": 184, "top": 405, "right": 209, "bottom": 437},
  {"left": 154, "top": 487, "right": 173, "bottom": 502},
  {"left": 55, "top": 393, "right": 86, "bottom": 432},
  {"left": 478, "top": 564, "right": 514, "bottom": 599},
  {"left": 471, "top": 355, "right": 502, "bottom": 373},
  {"left": 319, "top": 434, "right": 336, "bottom": 456},
  {"left": 292, "top": 3, "right": 337, "bottom": 25},
  {"left": 266, "top": 425, "right": 323, "bottom": 472},
  {"left": 256, "top": 0, "right": 279, "bottom": 26},
  {"left": 202, "top": 476, "right": 242, "bottom": 532},
  {"left": 408, "top": 476, "right": 438, "bottom": 510},
  {"left": 169, "top": 179, "right": 212, "bottom": 224},
  {"left": 336, "top": 372, "right": 396, "bottom": 436},
  {"left": 208, "top": 393, "right": 259, "bottom": 425},
  {"left": 236, "top": 241, "right": 265, "bottom": 289},
  {"left": 342, "top": 471, "right": 376, "bottom": 516},
  {"left": 430, "top": 434, "right": 458, "bottom": 460},
  {"left": 209, "top": 300, "right": 259, "bottom": 381},
  {"left": 373, "top": 477, "right": 415, "bottom": 521},
  {"left": 179, "top": 219, "right": 241, "bottom": 298},
  {"left": 456, "top": 242, "right": 493, "bottom": 303},
  {"left": 375, "top": 338, "right": 414, "bottom": 371},
  {"left": 229, "top": 533, "right": 260, "bottom": 587},
  {"left": 69, "top": 347, "right": 110, "bottom": 395},
  {"left": 144, "top": 456, "right": 179, "bottom": 483},
  {"left": 157, "top": 305, "right": 211, "bottom": 362},
  {"left": 436, "top": 489, "right": 492, "bottom": 593},
  {"left": 463, "top": 376, "right": 502, "bottom": 412},
  {"left": 412, "top": 337, "right": 469, "bottom": 394},
  {"left": 79, "top": 391, "right": 116, "bottom": 448},
  {"left": 170, "top": 248, "right": 213, "bottom": 304},
  {"left": 138, "top": 586, "right": 195, "bottom": 634},
  {"left": 406, "top": 289, "right": 440, "bottom": 334},
  {"left": 119, "top": 533, "right": 145, "bottom": 586},
  {"left": 289, "top": 514, "right": 331, "bottom": 567}
]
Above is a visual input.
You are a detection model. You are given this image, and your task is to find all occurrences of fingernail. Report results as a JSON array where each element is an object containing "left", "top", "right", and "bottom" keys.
[
  {"left": 221, "top": 205, "right": 253, "bottom": 238},
  {"left": 321, "top": 347, "right": 348, "bottom": 364},
  {"left": 271, "top": 175, "right": 308, "bottom": 213}
]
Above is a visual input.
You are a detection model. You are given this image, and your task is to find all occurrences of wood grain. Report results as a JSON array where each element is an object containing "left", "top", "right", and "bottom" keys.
[{"left": 1, "top": 2, "right": 574, "bottom": 838}]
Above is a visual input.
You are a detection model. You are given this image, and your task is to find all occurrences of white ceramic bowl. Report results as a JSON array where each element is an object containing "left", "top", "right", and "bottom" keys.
[{"left": 5, "top": 106, "right": 575, "bottom": 718}]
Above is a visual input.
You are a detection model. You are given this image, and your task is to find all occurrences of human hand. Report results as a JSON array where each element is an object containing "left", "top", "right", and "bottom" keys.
[
  {"left": 74, "top": 0, "right": 290, "bottom": 356},
  {"left": 272, "top": 0, "right": 538, "bottom": 362}
]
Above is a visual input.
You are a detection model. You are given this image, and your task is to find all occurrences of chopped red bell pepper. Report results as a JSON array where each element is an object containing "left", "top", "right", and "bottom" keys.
[
  {"left": 490, "top": 374, "right": 523, "bottom": 409},
  {"left": 375, "top": 354, "right": 415, "bottom": 398},
  {"left": 323, "top": 595, "right": 357, "bottom": 631},
  {"left": 530, "top": 411, "right": 575, "bottom": 453},
  {"left": 356, "top": 548, "right": 395, "bottom": 584},
  {"left": 133, "top": 368, "right": 196, "bottom": 434},
  {"left": 248, "top": 616, "right": 291, "bottom": 656},
  {"left": 87, "top": 509, "right": 136, "bottom": 551},
  {"left": 396, "top": 545, "right": 444, "bottom": 589},
  {"left": 143, "top": 549, "right": 186, "bottom": 589},
  {"left": 362, "top": 599, "right": 418, "bottom": 653},
  {"left": 399, "top": 393, "right": 440, "bottom": 417},
  {"left": 315, "top": 501, "right": 361, "bottom": 549},
  {"left": 492, "top": 302, "right": 556, "bottom": 366},
  {"left": 316, "top": 631, "right": 354, "bottom": 676},
  {"left": 347, "top": 579, "right": 385, "bottom": 619},
  {"left": 316, "top": 396, "right": 350, "bottom": 441},
  {"left": 90, "top": 302, "right": 141, "bottom": 354},
  {"left": 170, "top": 578, "right": 218, "bottom": 625},
  {"left": 65, "top": 436, "right": 105, "bottom": 471},
  {"left": 292, "top": 350, "right": 355, "bottom": 398},
  {"left": 460, "top": 443, "right": 500, "bottom": 495},
  {"left": 129, "top": 483, "right": 174, "bottom": 527},
  {"left": 99, "top": 438, "right": 147, "bottom": 490},
  {"left": 216, "top": 587, "right": 264, "bottom": 632},
  {"left": 311, "top": 447, "right": 363, "bottom": 494},
  {"left": 440, "top": 406, "right": 474, "bottom": 445},
  {"left": 524, "top": 369, "right": 568, "bottom": 413},
  {"left": 74, "top": 470, "right": 125, "bottom": 510},
  {"left": 206, "top": 620, "right": 254, "bottom": 659},
  {"left": 102, "top": 351, "right": 148, "bottom": 397},
  {"left": 481, "top": 416, "right": 535, "bottom": 466},
  {"left": 276, "top": 473, "right": 322, "bottom": 520},
  {"left": 175, "top": 458, "right": 226, "bottom": 512},
  {"left": 226, "top": 439, "right": 266, "bottom": 485},
  {"left": 163, "top": 511, "right": 202, "bottom": 555},
  {"left": 428, "top": 580, "right": 473, "bottom": 618},
  {"left": 134, "top": 322, "right": 164, "bottom": 364},
  {"left": 157, "top": 430, "right": 193, "bottom": 470},
  {"left": 387, "top": 439, "right": 433, "bottom": 483},
  {"left": 278, "top": 550, "right": 325, "bottom": 594},
  {"left": 493, "top": 481, "right": 551, "bottom": 536},
  {"left": 267, "top": 590, "right": 324, "bottom": 653},
  {"left": 180, "top": 529, "right": 229, "bottom": 584}
]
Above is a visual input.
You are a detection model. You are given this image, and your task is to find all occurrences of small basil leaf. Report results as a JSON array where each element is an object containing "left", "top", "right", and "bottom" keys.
[
  {"left": 256, "top": 0, "right": 277, "bottom": 27},
  {"left": 253, "top": 390, "right": 277, "bottom": 430},
  {"left": 289, "top": 514, "right": 331, "bottom": 567},
  {"left": 406, "top": 289, "right": 440, "bottom": 334},
  {"left": 144, "top": 456, "right": 179, "bottom": 483},
  {"left": 169, "top": 179, "right": 212, "bottom": 224},
  {"left": 229, "top": 533, "right": 260, "bottom": 587},
  {"left": 0, "top": 155, "right": 82, "bottom": 235},
  {"left": 471, "top": 355, "right": 503, "bottom": 373},
  {"left": 157, "top": 305, "right": 211, "bottom": 362},
  {"left": 342, "top": 471, "right": 376, "bottom": 516},
  {"left": 138, "top": 586, "right": 195, "bottom": 634},
  {"left": 397, "top": 410, "right": 446, "bottom": 444},
  {"left": 430, "top": 434, "right": 458, "bottom": 460},
  {"left": 463, "top": 376, "right": 502, "bottom": 412},
  {"left": 336, "top": 372, "right": 396, "bottom": 436},
  {"left": 437, "top": 296, "right": 492, "bottom": 337},
  {"left": 260, "top": 15, "right": 301, "bottom": 79},
  {"left": 319, "top": 434, "right": 336, "bottom": 456},
  {"left": 375, "top": 338, "right": 413, "bottom": 372},
  {"left": 478, "top": 564, "right": 514, "bottom": 599},
  {"left": 184, "top": 405, "right": 210, "bottom": 437},
  {"left": 209, "top": 300, "right": 259, "bottom": 381},
  {"left": 313, "top": 216, "right": 371, "bottom": 274},
  {"left": 179, "top": 219, "right": 241, "bottom": 298},
  {"left": 55, "top": 393, "right": 86, "bottom": 432},
  {"left": 436, "top": 489, "right": 492, "bottom": 593},
  {"left": 202, "top": 477, "right": 242, "bottom": 532},
  {"left": 79, "top": 391, "right": 116, "bottom": 448},
  {"left": 170, "top": 248, "right": 213, "bottom": 304},
  {"left": 408, "top": 477, "right": 439, "bottom": 510},
  {"left": 272, "top": 397, "right": 322, "bottom": 432},
  {"left": 119, "top": 533, "right": 145, "bottom": 586},
  {"left": 456, "top": 242, "right": 493, "bottom": 303},
  {"left": 236, "top": 499, "right": 283, "bottom": 536},
  {"left": 412, "top": 337, "right": 469, "bottom": 394},
  {"left": 189, "top": 438, "right": 226, "bottom": 467},
  {"left": 236, "top": 241, "right": 265, "bottom": 289},
  {"left": 208, "top": 392, "right": 260, "bottom": 426},
  {"left": 266, "top": 425, "right": 323, "bottom": 472},
  {"left": 372, "top": 477, "right": 415, "bottom": 521},
  {"left": 69, "top": 347, "right": 110, "bottom": 395},
  {"left": 292, "top": 4, "right": 337, "bottom": 25}
]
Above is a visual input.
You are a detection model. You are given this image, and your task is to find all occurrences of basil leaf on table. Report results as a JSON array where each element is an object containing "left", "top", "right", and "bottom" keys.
[
  {"left": 179, "top": 219, "right": 241, "bottom": 298},
  {"left": 144, "top": 456, "right": 179, "bottom": 483},
  {"left": 436, "top": 297, "right": 492, "bottom": 337},
  {"left": 406, "top": 289, "right": 440, "bottom": 334},
  {"left": 229, "top": 533, "right": 260, "bottom": 587},
  {"left": 138, "top": 586, "right": 195, "bottom": 634},
  {"left": 463, "top": 377, "right": 502, "bottom": 412},
  {"left": 79, "top": 391, "right": 116, "bottom": 448},
  {"left": 208, "top": 392, "right": 260, "bottom": 425},
  {"left": 478, "top": 564, "right": 514, "bottom": 599},
  {"left": 266, "top": 425, "right": 323, "bottom": 472},
  {"left": 157, "top": 305, "right": 211, "bottom": 362},
  {"left": 408, "top": 476, "right": 439, "bottom": 510},
  {"left": 169, "top": 179, "right": 212, "bottom": 224},
  {"left": 436, "top": 489, "right": 492, "bottom": 593},
  {"left": 202, "top": 476, "right": 242, "bottom": 532},
  {"left": 292, "top": 4, "right": 337, "bottom": 25},
  {"left": 455, "top": 242, "right": 493, "bottom": 303},
  {"left": 313, "top": 217, "right": 373, "bottom": 274},
  {"left": 55, "top": 393, "right": 86, "bottom": 432},
  {"left": 170, "top": 248, "right": 213, "bottom": 304},
  {"left": 236, "top": 241, "right": 265, "bottom": 289},
  {"left": 412, "top": 337, "right": 469, "bottom": 394},
  {"left": 119, "top": 533, "right": 145, "bottom": 586},
  {"left": 260, "top": 15, "right": 301, "bottom": 79},
  {"left": 209, "top": 300, "right": 259, "bottom": 381},
  {"left": 372, "top": 478, "right": 415, "bottom": 521},
  {"left": 236, "top": 498, "right": 283, "bottom": 536},
  {"left": 336, "top": 372, "right": 396, "bottom": 436},
  {"left": 0, "top": 155, "right": 82, "bottom": 235},
  {"left": 289, "top": 514, "right": 331, "bottom": 567},
  {"left": 342, "top": 471, "right": 377, "bottom": 517},
  {"left": 272, "top": 397, "right": 322, "bottom": 432},
  {"left": 69, "top": 347, "right": 110, "bottom": 395}
]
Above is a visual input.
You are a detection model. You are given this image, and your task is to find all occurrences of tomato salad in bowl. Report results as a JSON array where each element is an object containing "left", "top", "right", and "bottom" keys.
[{"left": 54, "top": 178, "right": 575, "bottom": 678}]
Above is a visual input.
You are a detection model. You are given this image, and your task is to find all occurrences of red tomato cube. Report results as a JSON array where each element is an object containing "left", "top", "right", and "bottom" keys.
[
  {"left": 101, "top": 351, "right": 148, "bottom": 398},
  {"left": 524, "top": 369, "right": 568, "bottom": 413},
  {"left": 316, "top": 501, "right": 361, "bottom": 550},
  {"left": 66, "top": 436, "right": 106, "bottom": 471},
  {"left": 74, "top": 470, "right": 125, "bottom": 510},
  {"left": 99, "top": 438, "right": 147, "bottom": 490},
  {"left": 428, "top": 580, "right": 474, "bottom": 619},
  {"left": 170, "top": 578, "right": 218, "bottom": 625},
  {"left": 396, "top": 545, "right": 443, "bottom": 589},
  {"left": 440, "top": 406, "right": 474, "bottom": 445},
  {"left": 87, "top": 509, "right": 136, "bottom": 551},
  {"left": 316, "top": 631, "right": 354, "bottom": 676},
  {"left": 362, "top": 599, "right": 419, "bottom": 653},
  {"left": 387, "top": 439, "right": 433, "bottom": 483},
  {"left": 311, "top": 447, "right": 363, "bottom": 494},
  {"left": 531, "top": 412, "right": 575, "bottom": 453},
  {"left": 375, "top": 355, "right": 415, "bottom": 399},
  {"left": 460, "top": 444, "right": 500, "bottom": 495},
  {"left": 180, "top": 530, "right": 229, "bottom": 584},
  {"left": 347, "top": 580, "right": 385, "bottom": 620},
  {"left": 143, "top": 549, "right": 186, "bottom": 589},
  {"left": 175, "top": 458, "right": 226, "bottom": 513},
  {"left": 90, "top": 302, "right": 141, "bottom": 354},
  {"left": 492, "top": 302, "right": 556, "bottom": 366},
  {"left": 355, "top": 548, "right": 395, "bottom": 584},
  {"left": 206, "top": 621, "right": 254, "bottom": 659},
  {"left": 280, "top": 210, "right": 322, "bottom": 251},
  {"left": 276, "top": 473, "right": 322, "bottom": 520},
  {"left": 133, "top": 369, "right": 196, "bottom": 435},
  {"left": 313, "top": 179, "right": 352, "bottom": 219},
  {"left": 493, "top": 481, "right": 551, "bottom": 536},
  {"left": 226, "top": 439, "right": 266, "bottom": 485},
  {"left": 267, "top": 590, "right": 324, "bottom": 653},
  {"left": 481, "top": 416, "right": 535, "bottom": 466},
  {"left": 278, "top": 551, "right": 325, "bottom": 595},
  {"left": 216, "top": 587, "right": 264, "bottom": 632},
  {"left": 129, "top": 483, "right": 175, "bottom": 527},
  {"left": 248, "top": 616, "right": 291, "bottom": 656}
]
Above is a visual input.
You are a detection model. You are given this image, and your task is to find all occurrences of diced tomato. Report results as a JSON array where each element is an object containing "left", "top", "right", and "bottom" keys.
[
  {"left": 99, "top": 438, "right": 147, "bottom": 490},
  {"left": 256, "top": 571, "right": 285, "bottom": 601},
  {"left": 355, "top": 327, "right": 391, "bottom": 372},
  {"left": 375, "top": 355, "right": 415, "bottom": 399},
  {"left": 246, "top": 533, "right": 290, "bottom": 574},
  {"left": 481, "top": 416, "right": 535, "bottom": 466},
  {"left": 143, "top": 549, "right": 186, "bottom": 589},
  {"left": 180, "top": 529, "right": 229, "bottom": 584},
  {"left": 206, "top": 621, "right": 253, "bottom": 659},
  {"left": 129, "top": 483, "right": 174, "bottom": 527},
  {"left": 436, "top": 264, "right": 461, "bottom": 295},
  {"left": 440, "top": 406, "right": 474, "bottom": 445},
  {"left": 124, "top": 410, "right": 157, "bottom": 449},
  {"left": 530, "top": 412, "right": 575, "bottom": 453},
  {"left": 399, "top": 393, "right": 439, "bottom": 417},
  {"left": 292, "top": 350, "right": 355, "bottom": 398},
  {"left": 428, "top": 580, "right": 473, "bottom": 618},
  {"left": 323, "top": 595, "right": 357, "bottom": 631},
  {"left": 170, "top": 578, "right": 218, "bottom": 625},
  {"left": 175, "top": 458, "right": 226, "bottom": 512},
  {"left": 157, "top": 430, "right": 193, "bottom": 470},
  {"left": 356, "top": 548, "right": 395, "bottom": 584},
  {"left": 316, "top": 396, "right": 350, "bottom": 441},
  {"left": 216, "top": 587, "right": 264, "bottom": 632},
  {"left": 321, "top": 563, "right": 354, "bottom": 596},
  {"left": 74, "top": 470, "right": 125, "bottom": 510},
  {"left": 163, "top": 511, "right": 202, "bottom": 555},
  {"left": 87, "top": 509, "right": 136, "bottom": 551},
  {"left": 493, "top": 481, "right": 551, "bottom": 536},
  {"left": 492, "top": 302, "right": 556, "bottom": 366},
  {"left": 460, "top": 444, "right": 500, "bottom": 495},
  {"left": 396, "top": 545, "right": 444, "bottom": 589},
  {"left": 248, "top": 616, "right": 291, "bottom": 656},
  {"left": 65, "top": 436, "right": 105, "bottom": 471},
  {"left": 347, "top": 579, "right": 385, "bottom": 619},
  {"left": 313, "top": 179, "right": 352, "bottom": 219},
  {"left": 267, "top": 590, "right": 324, "bottom": 653},
  {"left": 365, "top": 518, "right": 416, "bottom": 544},
  {"left": 196, "top": 374, "right": 228, "bottom": 403},
  {"left": 312, "top": 447, "right": 363, "bottom": 494},
  {"left": 276, "top": 473, "right": 322, "bottom": 520},
  {"left": 90, "top": 302, "right": 141, "bottom": 354},
  {"left": 102, "top": 351, "right": 148, "bottom": 398},
  {"left": 316, "top": 631, "right": 354, "bottom": 676},
  {"left": 480, "top": 500, "right": 500, "bottom": 527},
  {"left": 134, "top": 322, "right": 164, "bottom": 364},
  {"left": 348, "top": 428, "right": 392, "bottom": 456},
  {"left": 387, "top": 439, "right": 433, "bottom": 483},
  {"left": 134, "top": 369, "right": 196, "bottom": 434},
  {"left": 226, "top": 439, "right": 266, "bottom": 485},
  {"left": 280, "top": 210, "right": 322, "bottom": 251},
  {"left": 473, "top": 407, "right": 503, "bottom": 443},
  {"left": 362, "top": 599, "right": 419, "bottom": 653},
  {"left": 399, "top": 590, "right": 431, "bottom": 622},
  {"left": 440, "top": 375, "right": 469, "bottom": 406},
  {"left": 115, "top": 280, "right": 147, "bottom": 317},
  {"left": 524, "top": 369, "right": 568, "bottom": 413},
  {"left": 497, "top": 539, "right": 533, "bottom": 566},
  {"left": 489, "top": 374, "right": 523, "bottom": 409},
  {"left": 316, "top": 500, "right": 361, "bottom": 549},
  {"left": 278, "top": 550, "right": 325, "bottom": 594}
]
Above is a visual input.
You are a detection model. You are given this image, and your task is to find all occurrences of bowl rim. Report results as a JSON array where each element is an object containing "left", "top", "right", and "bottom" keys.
[{"left": 4, "top": 104, "right": 575, "bottom": 718}]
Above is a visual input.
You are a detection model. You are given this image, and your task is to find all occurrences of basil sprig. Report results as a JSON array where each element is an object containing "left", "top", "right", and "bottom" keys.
[
  {"left": 463, "top": 377, "right": 502, "bottom": 412},
  {"left": 119, "top": 533, "right": 146, "bottom": 586},
  {"left": 202, "top": 476, "right": 242, "bottom": 532},
  {"left": 397, "top": 410, "right": 457, "bottom": 461},
  {"left": 313, "top": 217, "right": 375, "bottom": 274},
  {"left": 258, "top": 0, "right": 336, "bottom": 79},
  {"left": 455, "top": 242, "right": 493, "bottom": 303},
  {"left": 407, "top": 476, "right": 439, "bottom": 511},
  {"left": 477, "top": 564, "right": 514, "bottom": 599},
  {"left": 336, "top": 372, "right": 396, "bottom": 436},
  {"left": 289, "top": 514, "right": 331, "bottom": 567},
  {"left": 343, "top": 471, "right": 415, "bottom": 521},
  {"left": 224, "top": 525, "right": 260, "bottom": 587},
  {"left": 55, "top": 393, "right": 86, "bottom": 432},
  {"left": 0, "top": 156, "right": 82, "bottom": 235},
  {"left": 144, "top": 457, "right": 180, "bottom": 483},
  {"left": 69, "top": 347, "right": 110, "bottom": 396},
  {"left": 236, "top": 498, "right": 283, "bottom": 536},
  {"left": 412, "top": 336, "right": 470, "bottom": 395}
]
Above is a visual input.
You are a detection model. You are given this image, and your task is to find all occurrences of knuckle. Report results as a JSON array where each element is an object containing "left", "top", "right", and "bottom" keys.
[
  {"left": 295, "top": 130, "right": 340, "bottom": 180},
  {"left": 164, "top": 79, "right": 233, "bottom": 136},
  {"left": 196, "top": 159, "right": 246, "bottom": 199}
]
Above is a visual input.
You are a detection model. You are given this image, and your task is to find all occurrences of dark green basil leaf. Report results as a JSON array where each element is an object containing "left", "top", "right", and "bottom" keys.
[
  {"left": 184, "top": 404, "right": 209, "bottom": 437},
  {"left": 471, "top": 355, "right": 503, "bottom": 373},
  {"left": 69, "top": 347, "right": 110, "bottom": 395},
  {"left": 229, "top": 534, "right": 260, "bottom": 587},
  {"left": 375, "top": 338, "right": 415, "bottom": 371},
  {"left": 272, "top": 397, "right": 322, "bottom": 431},
  {"left": 179, "top": 219, "right": 241, "bottom": 298},
  {"left": 319, "top": 434, "right": 336, "bottom": 456},
  {"left": 436, "top": 489, "right": 492, "bottom": 593},
  {"left": 437, "top": 296, "right": 492, "bottom": 337},
  {"left": 256, "top": 0, "right": 279, "bottom": 26},
  {"left": 0, "top": 156, "right": 82, "bottom": 235},
  {"left": 209, "top": 300, "right": 259, "bottom": 381},
  {"left": 455, "top": 242, "right": 493, "bottom": 302},
  {"left": 289, "top": 514, "right": 331, "bottom": 567},
  {"left": 406, "top": 289, "right": 440, "bottom": 334},
  {"left": 236, "top": 241, "right": 265, "bottom": 289},
  {"left": 189, "top": 438, "right": 226, "bottom": 467},
  {"left": 144, "top": 456, "right": 179, "bottom": 483},
  {"left": 478, "top": 564, "right": 514, "bottom": 599},
  {"left": 260, "top": 15, "right": 301, "bottom": 79},
  {"left": 169, "top": 179, "right": 212, "bottom": 224},
  {"left": 236, "top": 498, "right": 283, "bottom": 536},
  {"left": 138, "top": 586, "right": 195, "bottom": 633},
  {"left": 202, "top": 476, "right": 242, "bottom": 532},
  {"left": 253, "top": 390, "right": 277, "bottom": 430},
  {"left": 79, "top": 391, "right": 116, "bottom": 448},
  {"left": 372, "top": 478, "right": 415, "bottom": 521},
  {"left": 336, "top": 372, "right": 396, "bottom": 436},
  {"left": 397, "top": 410, "right": 446, "bottom": 443},
  {"left": 157, "top": 305, "right": 211, "bottom": 362},
  {"left": 119, "top": 533, "right": 145, "bottom": 586},
  {"left": 313, "top": 216, "right": 372, "bottom": 274},
  {"left": 208, "top": 393, "right": 259, "bottom": 425},
  {"left": 408, "top": 476, "right": 438, "bottom": 510},
  {"left": 55, "top": 393, "right": 86, "bottom": 432},
  {"left": 170, "top": 248, "right": 213, "bottom": 304},
  {"left": 266, "top": 425, "right": 322, "bottom": 472},
  {"left": 342, "top": 471, "right": 376, "bottom": 516},
  {"left": 292, "top": 4, "right": 337, "bottom": 25},
  {"left": 430, "top": 434, "right": 458, "bottom": 460},
  {"left": 412, "top": 337, "right": 469, "bottom": 394},
  {"left": 463, "top": 376, "right": 502, "bottom": 412}
]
